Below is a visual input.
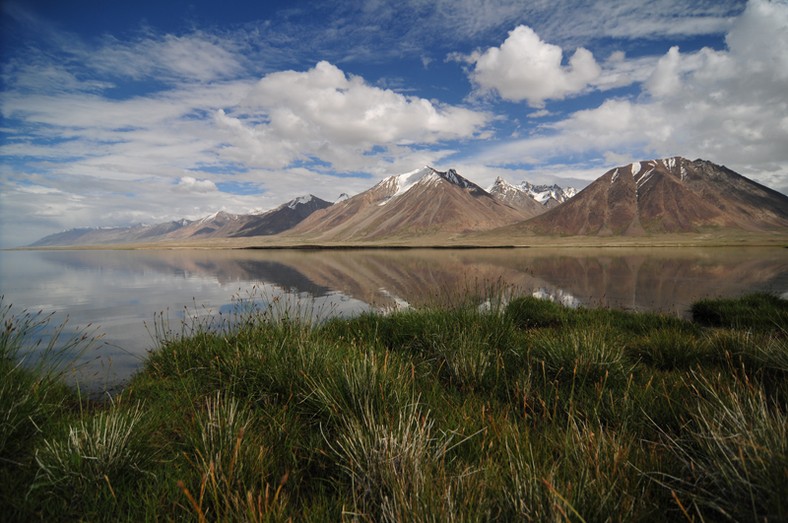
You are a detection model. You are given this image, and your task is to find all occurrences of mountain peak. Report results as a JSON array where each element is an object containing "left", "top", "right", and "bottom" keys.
[
  {"left": 375, "top": 166, "right": 485, "bottom": 205},
  {"left": 488, "top": 176, "right": 517, "bottom": 193},
  {"left": 286, "top": 194, "right": 316, "bottom": 209},
  {"left": 526, "top": 157, "right": 788, "bottom": 235},
  {"left": 518, "top": 181, "right": 577, "bottom": 205}
]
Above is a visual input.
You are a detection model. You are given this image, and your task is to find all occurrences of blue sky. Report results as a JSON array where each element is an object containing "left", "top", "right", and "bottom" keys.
[{"left": 2, "top": 0, "right": 787, "bottom": 247}]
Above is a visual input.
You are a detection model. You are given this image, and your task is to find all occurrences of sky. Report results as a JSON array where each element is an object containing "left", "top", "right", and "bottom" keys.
[{"left": 1, "top": 0, "right": 787, "bottom": 247}]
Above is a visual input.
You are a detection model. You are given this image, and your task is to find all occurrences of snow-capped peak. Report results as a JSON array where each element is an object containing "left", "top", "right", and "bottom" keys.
[
  {"left": 489, "top": 177, "right": 576, "bottom": 207},
  {"left": 386, "top": 166, "right": 477, "bottom": 195},
  {"left": 519, "top": 181, "right": 577, "bottom": 204},
  {"left": 392, "top": 166, "right": 439, "bottom": 196},
  {"left": 488, "top": 176, "right": 519, "bottom": 194},
  {"left": 336, "top": 193, "right": 350, "bottom": 203},
  {"left": 197, "top": 211, "right": 221, "bottom": 224},
  {"left": 287, "top": 194, "right": 314, "bottom": 209},
  {"left": 196, "top": 210, "right": 237, "bottom": 224},
  {"left": 442, "top": 168, "right": 473, "bottom": 189},
  {"left": 376, "top": 166, "right": 438, "bottom": 205}
]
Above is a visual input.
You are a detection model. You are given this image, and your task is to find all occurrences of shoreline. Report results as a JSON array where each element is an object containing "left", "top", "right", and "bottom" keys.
[{"left": 10, "top": 231, "right": 788, "bottom": 251}]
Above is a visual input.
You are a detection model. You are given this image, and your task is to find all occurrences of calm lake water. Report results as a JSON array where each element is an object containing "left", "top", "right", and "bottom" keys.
[{"left": 1, "top": 247, "right": 786, "bottom": 390}]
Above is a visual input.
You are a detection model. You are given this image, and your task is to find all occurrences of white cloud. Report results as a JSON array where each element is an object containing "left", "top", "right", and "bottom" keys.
[
  {"left": 645, "top": 46, "right": 682, "bottom": 97},
  {"left": 527, "top": 109, "right": 552, "bottom": 119},
  {"left": 89, "top": 32, "right": 246, "bottom": 83},
  {"left": 354, "top": 0, "right": 744, "bottom": 55},
  {"left": 216, "top": 61, "right": 490, "bottom": 171},
  {"left": 466, "top": 0, "right": 788, "bottom": 194},
  {"left": 468, "top": 26, "right": 601, "bottom": 107},
  {"left": 463, "top": 24, "right": 665, "bottom": 106},
  {"left": 177, "top": 176, "right": 217, "bottom": 193}
]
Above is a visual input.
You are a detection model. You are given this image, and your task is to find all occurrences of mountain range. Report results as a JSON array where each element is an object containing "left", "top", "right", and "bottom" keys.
[
  {"left": 28, "top": 157, "right": 787, "bottom": 246},
  {"left": 30, "top": 194, "right": 333, "bottom": 246}
]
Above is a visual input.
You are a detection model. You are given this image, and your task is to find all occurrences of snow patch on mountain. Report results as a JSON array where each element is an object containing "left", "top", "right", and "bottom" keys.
[
  {"left": 377, "top": 166, "right": 477, "bottom": 206},
  {"left": 520, "top": 181, "right": 577, "bottom": 204},
  {"left": 287, "top": 195, "right": 314, "bottom": 209},
  {"left": 391, "top": 166, "right": 439, "bottom": 197},
  {"left": 636, "top": 167, "right": 656, "bottom": 189},
  {"left": 197, "top": 211, "right": 221, "bottom": 224},
  {"left": 488, "top": 176, "right": 519, "bottom": 195},
  {"left": 377, "top": 166, "right": 434, "bottom": 206},
  {"left": 489, "top": 177, "right": 577, "bottom": 210},
  {"left": 442, "top": 168, "right": 472, "bottom": 189}
]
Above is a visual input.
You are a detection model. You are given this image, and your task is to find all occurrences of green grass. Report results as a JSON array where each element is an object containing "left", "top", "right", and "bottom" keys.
[
  {"left": 1, "top": 292, "right": 786, "bottom": 521},
  {"left": 691, "top": 292, "right": 788, "bottom": 330}
]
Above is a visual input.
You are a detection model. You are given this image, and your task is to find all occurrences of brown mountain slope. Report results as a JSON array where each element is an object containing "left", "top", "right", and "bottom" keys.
[
  {"left": 287, "top": 166, "right": 530, "bottom": 241},
  {"left": 231, "top": 195, "right": 333, "bottom": 237},
  {"left": 521, "top": 157, "right": 788, "bottom": 236}
]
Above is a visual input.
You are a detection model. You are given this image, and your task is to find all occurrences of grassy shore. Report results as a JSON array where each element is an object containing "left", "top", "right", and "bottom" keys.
[{"left": 1, "top": 293, "right": 786, "bottom": 521}]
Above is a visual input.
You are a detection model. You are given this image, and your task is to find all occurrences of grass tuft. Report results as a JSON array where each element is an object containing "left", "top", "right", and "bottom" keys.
[
  {"left": 691, "top": 292, "right": 788, "bottom": 330},
  {"left": 655, "top": 373, "right": 788, "bottom": 521},
  {"left": 32, "top": 399, "right": 148, "bottom": 512},
  {"left": 532, "top": 326, "right": 625, "bottom": 384},
  {"left": 505, "top": 296, "right": 569, "bottom": 329}
]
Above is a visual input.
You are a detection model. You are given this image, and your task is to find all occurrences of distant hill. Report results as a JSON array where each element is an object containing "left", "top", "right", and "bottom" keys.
[
  {"left": 521, "top": 157, "right": 788, "bottom": 235},
  {"left": 29, "top": 220, "right": 191, "bottom": 247},
  {"left": 286, "top": 166, "right": 532, "bottom": 241},
  {"left": 30, "top": 195, "right": 331, "bottom": 246}
]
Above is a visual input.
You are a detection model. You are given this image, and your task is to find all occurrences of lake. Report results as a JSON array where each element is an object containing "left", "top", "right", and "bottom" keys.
[{"left": 1, "top": 247, "right": 786, "bottom": 391}]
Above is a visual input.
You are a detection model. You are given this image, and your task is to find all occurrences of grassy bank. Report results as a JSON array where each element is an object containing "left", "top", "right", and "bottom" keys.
[{"left": 1, "top": 293, "right": 786, "bottom": 521}]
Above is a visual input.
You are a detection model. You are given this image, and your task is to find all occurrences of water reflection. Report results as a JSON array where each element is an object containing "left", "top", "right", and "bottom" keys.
[{"left": 1, "top": 247, "right": 785, "bottom": 389}]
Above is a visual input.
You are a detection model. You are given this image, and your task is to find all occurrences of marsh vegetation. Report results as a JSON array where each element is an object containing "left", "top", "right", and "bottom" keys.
[{"left": 1, "top": 293, "right": 786, "bottom": 521}]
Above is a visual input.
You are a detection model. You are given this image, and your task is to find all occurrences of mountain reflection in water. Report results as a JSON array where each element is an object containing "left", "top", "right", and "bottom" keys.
[{"left": 1, "top": 247, "right": 785, "bottom": 389}]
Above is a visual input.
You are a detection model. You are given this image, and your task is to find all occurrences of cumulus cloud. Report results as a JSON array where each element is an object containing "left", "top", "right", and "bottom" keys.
[
  {"left": 215, "top": 61, "right": 490, "bottom": 170},
  {"left": 645, "top": 46, "right": 683, "bottom": 97},
  {"left": 177, "top": 176, "right": 217, "bottom": 193},
  {"left": 470, "top": 0, "right": 788, "bottom": 194},
  {"left": 468, "top": 26, "right": 602, "bottom": 107}
]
